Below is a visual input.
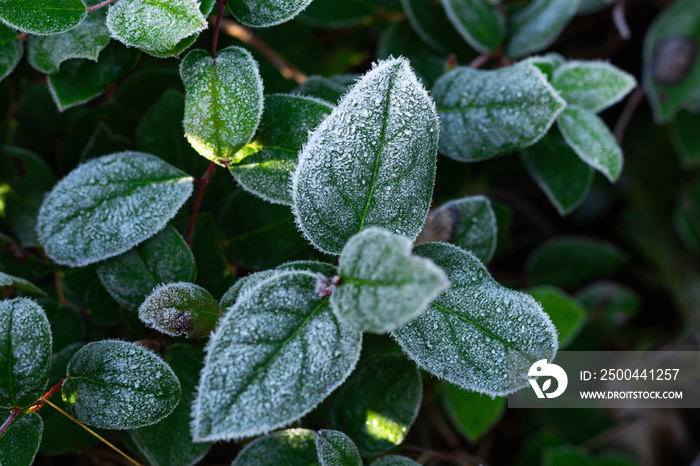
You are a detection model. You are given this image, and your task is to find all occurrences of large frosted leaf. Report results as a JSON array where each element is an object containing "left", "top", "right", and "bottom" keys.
[
  {"left": 37, "top": 151, "right": 194, "bottom": 267},
  {"left": 97, "top": 225, "right": 196, "bottom": 310},
  {"left": 233, "top": 429, "right": 318, "bottom": 465},
  {"left": 0, "top": 299, "right": 51, "bottom": 408},
  {"left": 440, "top": 0, "right": 504, "bottom": 53},
  {"left": 0, "top": 0, "right": 87, "bottom": 35},
  {"left": 27, "top": 8, "right": 109, "bottom": 74},
  {"left": 0, "top": 272, "right": 46, "bottom": 296},
  {"left": 552, "top": 61, "right": 636, "bottom": 113},
  {"left": 106, "top": 0, "right": 207, "bottom": 57},
  {"left": 0, "top": 24, "right": 22, "bottom": 83},
  {"left": 506, "top": 0, "right": 578, "bottom": 58},
  {"left": 416, "top": 195, "right": 498, "bottom": 264},
  {"left": 332, "top": 227, "right": 449, "bottom": 334},
  {"left": 316, "top": 430, "right": 362, "bottom": 466},
  {"left": 230, "top": 0, "right": 315, "bottom": 27},
  {"left": 557, "top": 106, "right": 623, "bottom": 182},
  {"left": 292, "top": 57, "right": 439, "bottom": 254},
  {"left": 192, "top": 271, "right": 362, "bottom": 441},
  {"left": 329, "top": 354, "right": 422, "bottom": 456},
  {"left": 62, "top": 340, "right": 181, "bottom": 430},
  {"left": 230, "top": 94, "right": 333, "bottom": 205},
  {"left": 181, "top": 46, "right": 264, "bottom": 165},
  {"left": 392, "top": 242, "right": 558, "bottom": 396},
  {"left": 521, "top": 132, "right": 593, "bottom": 216},
  {"left": 433, "top": 64, "right": 566, "bottom": 162},
  {"left": 0, "top": 411, "right": 42, "bottom": 466}
]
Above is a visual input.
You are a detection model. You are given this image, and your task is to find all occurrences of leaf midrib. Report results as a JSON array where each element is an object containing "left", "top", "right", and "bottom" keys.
[{"left": 432, "top": 301, "right": 520, "bottom": 351}]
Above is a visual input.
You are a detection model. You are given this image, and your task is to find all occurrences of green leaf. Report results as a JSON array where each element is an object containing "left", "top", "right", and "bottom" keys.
[
  {"left": 372, "top": 456, "right": 421, "bottom": 466},
  {"left": 316, "top": 430, "right": 362, "bottom": 466},
  {"left": 671, "top": 111, "right": 700, "bottom": 169},
  {"left": 329, "top": 353, "right": 421, "bottom": 456},
  {"left": 0, "top": 411, "right": 42, "bottom": 466},
  {"left": 443, "top": 384, "right": 505, "bottom": 442},
  {"left": 506, "top": 0, "right": 578, "bottom": 58},
  {"left": 97, "top": 225, "right": 196, "bottom": 310},
  {"left": 552, "top": 61, "right": 636, "bottom": 113},
  {"left": 192, "top": 271, "right": 362, "bottom": 441},
  {"left": 643, "top": 0, "right": 700, "bottom": 123},
  {"left": 106, "top": 0, "right": 206, "bottom": 57},
  {"left": 139, "top": 282, "right": 220, "bottom": 338},
  {"left": 577, "top": 0, "right": 608, "bottom": 15},
  {"left": 129, "top": 344, "right": 212, "bottom": 466},
  {"left": 27, "top": 8, "right": 110, "bottom": 74},
  {"left": 576, "top": 282, "right": 639, "bottom": 328},
  {"left": 230, "top": 94, "right": 333, "bottom": 205},
  {"left": 416, "top": 195, "right": 498, "bottom": 264},
  {"left": 520, "top": 131, "right": 594, "bottom": 216},
  {"left": 80, "top": 122, "right": 133, "bottom": 161},
  {"left": 299, "top": 0, "right": 374, "bottom": 29},
  {"left": 0, "top": 272, "right": 46, "bottom": 296},
  {"left": 37, "top": 151, "right": 194, "bottom": 267},
  {"left": 528, "top": 286, "right": 586, "bottom": 348},
  {"left": 393, "top": 242, "right": 558, "bottom": 396},
  {"left": 46, "top": 306, "right": 84, "bottom": 351},
  {"left": 292, "top": 74, "right": 355, "bottom": 103},
  {"left": 0, "top": 23, "right": 22, "bottom": 83},
  {"left": 0, "top": 0, "right": 87, "bottom": 35},
  {"left": 440, "top": 0, "right": 504, "bottom": 53},
  {"left": 518, "top": 53, "right": 565, "bottom": 81},
  {"left": 61, "top": 340, "right": 181, "bottom": 430},
  {"left": 332, "top": 227, "right": 449, "bottom": 334},
  {"left": 182, "top": 213, "right": 231, "bottom": 298},
  {"left": 47, "top": 42, "right": 139, "bottom": 111},
  {"left": 400, "top": 0, "right": 464, "bottom": 54},
  {"left": 557, "top": 106, "right": 623, "bottom": 182},
  {"left": 674, "top": 181, "right": 700, "bottom": 252},
  {"left": 181, "top": 46, "right": 264, "bottom": 165},
  {"left": 527, "top": 237, "right": 627, "bottom": 288},
  {"left": 229, "top": 0, "right": 315, "bottom": 27},
  {"left": 292, "top": 57, "right": 439, "bottom": 255},
  {"left": 0, "top": 298, "right": 51, "bottom": 408},
  {"left": 233, "top": 429, "right": 318, "bottom": 465},
  {"left": 433, "top": 64, "right": 566, "bottom": 162}
]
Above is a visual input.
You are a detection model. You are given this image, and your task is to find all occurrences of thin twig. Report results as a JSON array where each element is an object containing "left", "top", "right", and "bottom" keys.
[
  {"left": 41, "top": 397, "right": 142, "bottom": 466},
  {"left": 470, "top": 52, "right": 493, "bottom": 69},
  {"left": 212, "top": 0, "right": 228, "bottom": 57},
  {"left": 86, "top": 0, "right": 118, "bottom": 12},
  {"left": 614, "top": 86, "right": 645, "bottom": 144},
  {"left": 0, "top": 408, "right": 20, "bottom": 438},
  {"left": 187, "top": 162, "right": 217, "bottom": 246},
  {"left": 216, "top": 18, "right": 308, "bottom": 84},
  {"left": 612, "top": 1, "right": 631, "bottom": 40}
]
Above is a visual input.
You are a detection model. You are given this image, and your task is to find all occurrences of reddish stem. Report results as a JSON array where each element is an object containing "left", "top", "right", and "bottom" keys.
[
  {"left": 614, "top": 86, "right": 645, "bottom": 144},
  {"left": 212, "top": 0, "right": 229, "bottom": 57},
  {"left": 86, "top": 0, "right": 118, "bottom": 12},
  {"left": 469, "top": 52, "right": 493, "bottom": 69},
  {"left": 187, "top": 162, "right": 217, "bottom": 246},
  {"left": 0, "top": 408, "right": 20, "bottom": 438}
]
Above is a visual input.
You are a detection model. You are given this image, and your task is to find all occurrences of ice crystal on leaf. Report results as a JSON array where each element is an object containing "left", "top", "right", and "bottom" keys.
[
  {"left": 552, "top": 61, "right": 637, "bottom": 113},
  {"left": 232, "top": 428, "right": 318, "bottom": 465},
  {"left": 316, "top": 429, "right": 362, "bottom": 466},
  {"left": 229, "top": 0, "right": 315, "bottom": 28},
  {"left": 0, "top": 0, "right": 87, "bottom": 35}
]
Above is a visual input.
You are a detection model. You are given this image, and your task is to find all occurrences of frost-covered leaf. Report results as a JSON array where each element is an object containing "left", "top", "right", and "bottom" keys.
[
  {"left": 0, "top": 272, "right": 46, "bottom": 296},
  {"left": 577, "top": 0, "right": 609, "bottom": 15},
  {"left": 316, "top": 430, "right": 362, "bottom": 466},
  {"left": 106, "top": 0, "right": 206, "bottom": 57},
  {"left": 506, "top": 0, "right": 578, "bottom": 58},
  {"left": 400, "top": 0, "right": 464, "bottom": 54},
  {"left": 0, "top": 23, "right": 22, "bottom": 83},
  {"left": 557, "top": 106, "right": 623, "bottom": 182},
  {"left": 392, "top": 242, "right": 558, "bottom": 396},
  {"left": 47, "top": 42, "right": 139, "bottom": 111},
  {"left": 552, "top": 61, "right": 636, "bottom": 113},
  {"left": 440, "top": 0, "right": 504, "bottom": 53},
  {"left": 130, "top": 344, "right": 211, "bottom": 466},
  {"left": 0, "top": 411, "right": 42, "bottom": 466},
  {"left": 292, "top": 57, "right": 439, "bottom": 254},
  {"left": 230, "top": 0, "right": 314, "bottom": 27},
  {"left": 139, "top": 282, "right": 220, "bottom": 338},
  {"left": 518, "top": 53, "right": 565, "bottom": 81},
  {"left": 521, "top": 131, "right": 594, "bottom": 216},
  {"left": 192, "top": 271, "right": 362, "bottom": 441},
  {"left": 0, "top": 0, "right": 87, "bottom": 35},
  {"left": 332, "top": 227, "right": 449, "bottom": 334},
  {"left": 181, "top": 46, "right": 264, "bottom": 165},
  {"left": 444, "top": 385, "right": 505, "bottom": 443},
  {"left": 433, "top": 64, "right": 566, "bottom": 162},
  {"left": 329, "top": 353, "right": 421, "bottom": 456},
  {"left": 61, "top": 340, "right": 181, "bottom": 430},
  {"left": 372, "top": 456, "right": 421, "bottom": 466},
  {"left": 97, "top": 225, "right": 196, "bottom": 311},
  {"left": 0, "top": 298, "right": 51, "bottom": 408},
  {"left": 37, "top": 151, "right": 194, "bottom": 267},
  {"left": 643, "top": 0, "right": 700, "bottom": 123},
  {"left": 230, "top": 94, "right": 333, "bottom": 205},
  {"left": 233, "top": 429, "right": 318, "bottom": 465},
  {"left": 529, "top": 286, "right": 586, "bottom": 348},
  {"left": 27, "top": 8, "right": 109, "bottom": 74},
  {"left": 292, "top": 74, "right": 355, "bottom": 103},
  {"left": 416, "top": 195, "right": 498, "bottom": 264}
]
